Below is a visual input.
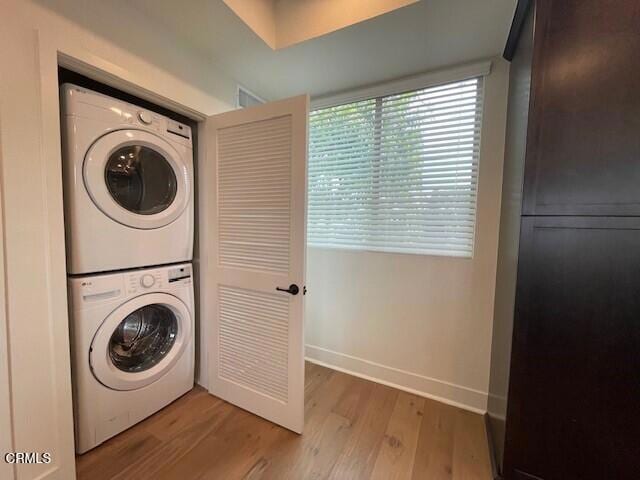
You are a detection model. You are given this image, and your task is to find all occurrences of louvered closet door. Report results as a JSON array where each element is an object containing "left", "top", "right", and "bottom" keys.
[{"left": 205, "top": 95, "right": 308, "bottom": 433}]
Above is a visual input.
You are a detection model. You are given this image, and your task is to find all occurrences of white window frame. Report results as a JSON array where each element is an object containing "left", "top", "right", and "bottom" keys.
[
  {"left": 311, "top": 61, "right": 491, "bottom": 110},
  {"left": 308, "top": 60, "right": 492, "bottom": 258}
]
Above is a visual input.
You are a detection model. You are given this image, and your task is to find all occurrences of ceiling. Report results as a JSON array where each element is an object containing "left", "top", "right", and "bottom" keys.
[
  {"left": 128, "top": 0, "right": 517, "bottom": 100},
  {"left": 222, "top": 0, "right": 419, "bottom": 49}
]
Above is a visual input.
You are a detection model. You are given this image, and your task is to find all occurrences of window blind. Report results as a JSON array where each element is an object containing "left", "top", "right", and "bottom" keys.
[{"left": 308, "top": 77, "right": 484, "bottom": 257}]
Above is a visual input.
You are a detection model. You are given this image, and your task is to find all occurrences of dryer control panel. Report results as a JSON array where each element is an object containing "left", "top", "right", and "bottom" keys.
[{"left": 61, "top": 84, "right": 192, "bottom": 148}]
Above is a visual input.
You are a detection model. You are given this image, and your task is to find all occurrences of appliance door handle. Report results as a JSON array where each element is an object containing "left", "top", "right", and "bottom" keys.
[
  {"left": 82, "top": 289, "right": 121, "bottom": 302},
  {"left": 276, "top": 284, "right": 299, "bottom": 295}
]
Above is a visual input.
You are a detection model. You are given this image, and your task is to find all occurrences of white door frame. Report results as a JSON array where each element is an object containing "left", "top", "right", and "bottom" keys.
[
  {"left": 29, "top": 31, "right": 212, "bottom": 479},
  {"left": 0, "top": 112, "right": 16, "bottom": 480}
]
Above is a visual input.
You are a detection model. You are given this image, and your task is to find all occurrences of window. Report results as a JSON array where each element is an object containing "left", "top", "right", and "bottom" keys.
[{"left": 308, "top": 76, "right": 484, "bottom": 257}]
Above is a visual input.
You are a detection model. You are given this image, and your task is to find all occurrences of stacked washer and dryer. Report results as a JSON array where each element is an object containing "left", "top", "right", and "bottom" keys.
[{"left": 61, "top": 84, "right": 196, "bottom": 454}]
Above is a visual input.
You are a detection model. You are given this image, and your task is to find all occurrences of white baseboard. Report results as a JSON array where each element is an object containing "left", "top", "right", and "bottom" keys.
[{"left": 305, "top": 344, "right": 487, "bottom": 414}]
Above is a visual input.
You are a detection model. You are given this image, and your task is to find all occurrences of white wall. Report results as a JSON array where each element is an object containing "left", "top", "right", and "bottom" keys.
[
  {"left": 305, "top": 58, "right": 509, "bottom": 412},
  {"left": 0, "top": 0, "right": 237, "bottom": 478}
]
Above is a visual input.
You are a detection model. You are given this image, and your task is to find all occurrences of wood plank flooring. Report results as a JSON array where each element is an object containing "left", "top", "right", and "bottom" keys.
[{"left": 76, "top": 362, "right": 492, "bottom": 480}]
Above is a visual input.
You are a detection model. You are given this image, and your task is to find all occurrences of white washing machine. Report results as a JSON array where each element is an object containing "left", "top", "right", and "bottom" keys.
[
  {"left": 68, "top": 263, "right": 195, "bottom": 453},
  {"left": 61, "top": 83, "right": 194, "bottom": 274}
]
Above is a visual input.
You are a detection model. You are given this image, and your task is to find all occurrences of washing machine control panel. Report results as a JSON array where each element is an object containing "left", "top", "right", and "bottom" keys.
[
  {"left": 138, "top": 110, "right": 153, "bottom": 125},
  {"left": 126, "top": 270, "right": 164, "bottom": 294},
  {"left": 123, "top": 265, "right": 191, "bottom": 294},
  {"left": 168, "top": 265, "right": 192, "bottom": 285},
  {"left": 140, "top": 274, "right": 155, "bottom": 288}
]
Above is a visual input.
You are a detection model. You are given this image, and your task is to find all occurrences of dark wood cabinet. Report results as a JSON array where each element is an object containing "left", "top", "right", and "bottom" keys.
[
  {"left": 504, "top": 217, "right": 640, "bottom": 480},
  {"left": 493, "top": 1, "right": 640, "bottom": 479},
  {"left": 522, "top": 0, "right": 640, "bottom": 216}
]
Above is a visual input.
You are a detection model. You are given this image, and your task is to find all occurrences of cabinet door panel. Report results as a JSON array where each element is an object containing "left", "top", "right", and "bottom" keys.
[
  {"left": 504, "top": 216, "right": 640, "bottom": 480},
  {"left": 522, "top": 0, "right": 640, "bottom": 215}
]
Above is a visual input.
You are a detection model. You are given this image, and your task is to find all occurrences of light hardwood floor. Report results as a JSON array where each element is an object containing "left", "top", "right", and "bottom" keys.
[{"left": 76, "top": 362, "right": 492, "bottom": 479}]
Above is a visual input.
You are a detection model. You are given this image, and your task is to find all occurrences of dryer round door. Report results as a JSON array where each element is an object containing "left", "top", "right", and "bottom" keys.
[
  {"left": 90, "top": 293, "right": 192, "bottom": 391},
  {"left": 84, "top": 129, "right": 190, "bottom": 229}
]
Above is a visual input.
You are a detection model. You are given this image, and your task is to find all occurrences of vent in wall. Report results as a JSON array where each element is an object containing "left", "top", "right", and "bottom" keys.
[{"left": 237, "top": 86, "right": 265, "bottom": 109}]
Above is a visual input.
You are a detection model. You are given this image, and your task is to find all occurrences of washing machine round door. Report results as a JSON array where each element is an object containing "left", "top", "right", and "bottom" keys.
[
  {"left": 90, "top": 293, "right": 192, "bottom": 391},
  {"left": 83, "top": 129, "right": 190, "bottom": 230}
]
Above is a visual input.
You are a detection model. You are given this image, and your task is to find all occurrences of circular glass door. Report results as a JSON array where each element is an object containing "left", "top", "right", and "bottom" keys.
[
  {"left": 90, "top": 292, "right": 192, "bottom": 391},
  {"left": 109, "top": 304, "right": 178, "bottom": 373},
  {"left": 105, "top": 146, "right": 178, "bottom": 216},
  {"left": 84, "top": 129, "right": 190, "bottom": 230}
]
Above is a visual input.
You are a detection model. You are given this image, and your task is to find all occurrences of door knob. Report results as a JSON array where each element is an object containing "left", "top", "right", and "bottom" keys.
[{"left": 276, "top": 284, "right": 299, "bottom": 295}]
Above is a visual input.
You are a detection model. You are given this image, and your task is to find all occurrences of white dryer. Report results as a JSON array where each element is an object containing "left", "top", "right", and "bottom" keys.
[
  {"left": 68, "top": 263, "right": 195, "bottom": 453},
  {"left": 61, "top": 84, "right": 194, "bottom": 274}
]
